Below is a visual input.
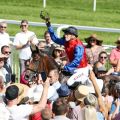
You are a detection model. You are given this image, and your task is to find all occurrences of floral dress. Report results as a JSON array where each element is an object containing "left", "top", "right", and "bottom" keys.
[{"left": 86, "top": 46, "right": 104, "bottom": 65}]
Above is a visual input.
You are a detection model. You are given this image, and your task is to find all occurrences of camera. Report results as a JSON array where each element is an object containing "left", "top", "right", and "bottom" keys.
[
  {"left": 24, "top": 69, "right": 47, "bottom": 82},
  {"left": 24, "top": 71, "right": 38, "bottom": 82}
]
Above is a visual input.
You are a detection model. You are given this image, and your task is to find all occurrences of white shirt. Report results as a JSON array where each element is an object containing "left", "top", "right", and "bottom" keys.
[
  {"left": 0, "top": 32, "right": 11, "bottom": 50},
  {"left": 7, "top": 104, "right": 33, "bottom": 120},
  {"left": 52, "top": 81, "right": 61, "bottom": 90},
  {"left": 0, "top": 103, "right": 10, "bottom": 120},
  {"left": 27, "top": 84, "right": 58, "bottom": 102},
  {"left": 13, "top": 31, "right": 38, "bottom": 60},
  {"left": 0, "top": 67, "right": 7, "bottom": 83}
]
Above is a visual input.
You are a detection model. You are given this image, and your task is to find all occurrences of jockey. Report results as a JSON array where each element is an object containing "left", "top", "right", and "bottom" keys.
[{"left": 46, "top": 22, "right": 88, "bottom": 74}]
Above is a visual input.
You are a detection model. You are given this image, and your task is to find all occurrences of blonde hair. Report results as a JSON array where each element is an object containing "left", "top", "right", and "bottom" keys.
[{"left": 84, "top": 105, "right": 97, "bottom": 120}]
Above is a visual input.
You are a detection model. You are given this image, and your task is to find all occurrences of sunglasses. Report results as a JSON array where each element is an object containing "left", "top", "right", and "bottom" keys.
[
  {"left": 4, "top": 51, "right": 11, "bottom": 54},
  {"left": 90, "top": 39, "right": 96, "bottom": 42},
  {"left": 100, "top": 56, "right": 107, "bottom": 59},
  {"left": 20, "top": 25, "right": 27, "bottom": 27},
  {"left": 0, "top": 26, "right": 7, "bottom": 28}
]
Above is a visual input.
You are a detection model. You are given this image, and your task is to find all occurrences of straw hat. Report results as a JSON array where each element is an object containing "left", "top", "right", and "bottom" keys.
[
  {"left": 75, "top": 85, "right": 89, "bottom": 101},
  {"left": 85, "top": 34, "right": 103, "bottom": 45},
  {"left": 115, "top": 37, "right": 120, "bottom": 44},
  {"left": 11, "top": 83, "right": 29, "bottom": 103},
  {"left": 54, "top": 46, "right": 64, "bottom": 51}
]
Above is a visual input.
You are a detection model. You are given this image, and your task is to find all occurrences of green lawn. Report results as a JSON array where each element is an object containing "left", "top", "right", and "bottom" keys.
[{"left": 0, "top": 0, "right": 120, "bottom": 45}]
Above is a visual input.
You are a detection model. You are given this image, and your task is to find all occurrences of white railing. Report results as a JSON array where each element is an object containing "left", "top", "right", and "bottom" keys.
[
  {"left": 1, "top": 19, "right": 120, "bottom": 33},
  {"left": 5, "top": 19, "right": 118, "bottom": 50}
]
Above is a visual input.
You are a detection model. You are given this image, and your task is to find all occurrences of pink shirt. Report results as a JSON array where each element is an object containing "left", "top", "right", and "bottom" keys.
[
  {"left": 71, "top": 105, "right": 84, "bottom": 120},
  {"left": 109, "top": 48, "right": 120, "bottom": 60}
]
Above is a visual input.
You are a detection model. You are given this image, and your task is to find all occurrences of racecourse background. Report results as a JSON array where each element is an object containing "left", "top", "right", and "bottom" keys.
[{"left": 0, "top": 0, "right": 120, "bottom": 45}]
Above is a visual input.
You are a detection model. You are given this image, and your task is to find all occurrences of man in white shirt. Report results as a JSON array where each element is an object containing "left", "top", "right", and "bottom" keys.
[
  {"left": 6, "top": 77, "right": 50, "bottom": 120},
  {"left": 0, "top": 96, "right": 10, "bottom": 120},
  {"left": 0, "top": 21, "right": 11, "bottom": 50},
  {"left": 13, "top": 20, "right": 38, "bottom": 74},
  {"left": 1, "top": 45, "right": 14, "bottom": 83},
  {"left": 48, "top": 69, "right": 61, "bottom": 90}
]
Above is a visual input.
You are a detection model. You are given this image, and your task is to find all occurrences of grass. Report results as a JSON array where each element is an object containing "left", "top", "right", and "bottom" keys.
[{"left": 0, "top": 0, "right": 120, "bottom": 45}]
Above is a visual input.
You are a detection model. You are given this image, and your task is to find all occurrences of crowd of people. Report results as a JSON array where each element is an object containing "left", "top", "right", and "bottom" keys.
[{"left": 0, "top": 19, "right": 120, "bottom": 120}]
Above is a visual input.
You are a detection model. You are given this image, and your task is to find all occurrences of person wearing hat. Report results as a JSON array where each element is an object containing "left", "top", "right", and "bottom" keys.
[
  {"left": 71, "top": 85, "right": 89, "bottom": 120},
  {"left": 5, "top": 77, "right": 50, "bottom": 120},
  {"left": 45, "top": 20, "right": 88, "bottom": 74},
  {"left": 109, "top": 37, "right": 120, "bottom": 72},
  {"left": 57, "top": 83, "right": 71, "bottom": 103},
  {"left": 85, "top": 34, "right": 104, "bottom": 66},
  {"left": 52, "top": 46, "right": 66, "bottom": 68}
]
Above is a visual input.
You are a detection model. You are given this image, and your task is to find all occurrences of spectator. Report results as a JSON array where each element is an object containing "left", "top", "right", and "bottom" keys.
[
  {"left": 52, "top": 46, "right": 65, "bottom": 68},
  {"left": 0, "top": 21, "right": 11, "bottom": 50},
  {"left": 84, "top": 94, "right": 98, "bottom": 120},
  {"left": 57, "top": 83, "right": 71, "bottom": 102},
  {"left": 13, "top": 20, "right": 38, "bottom": 74},
  {"left": 102, "top": 85, "right": 113, "bottom": 115},
  {"left": 1, "top": 45, "right": 11, "bottom": 66},
  {"left": 108, "top": 82, "right": 120, "bottom": 120},
  {"left": 0, "top": 96, "right": 10, "bottom": 120},
  {"left": 0, "top": 75, "right": 6, "bottom": 95},
  {"left": 0, "top": 53, "right": 8, "bottom": 84},
  {"left": 52, "top": 98, "right": 70, "bottom": 120},
  {"left": 41, "top": 107, "right": 53, "bottom": 120},
  {"left": 20, "top": 59, "right": 30, "bottom": 85},
  {"left": 37, "top": 41, "right": 47, "bottom": 56},
  {"left": 48, "top": 69, "right": 61, "bottom": 90},
  {"left": 71, "top": 85, "right": 89, "bottom": 120},
  {"left": 85, "top": 34, "right": 104, "bottom": 66},
  {"left": 46, "top": 20, "right": 88, "bottom": 74},
  {"left": 1, "top": 45, "right": 15, "bottom": 83},
  {"left": 93, "top": 51, "right": 108, "bottom": 77},
  {"left": 109, "top": 37, "right": 120, "bottom": 72},
  {"left": 5, "top": 77, "right": 50, "bottom": 120},
  {"left": 44, "top": 31, "right": 56, "bottom": 56}
]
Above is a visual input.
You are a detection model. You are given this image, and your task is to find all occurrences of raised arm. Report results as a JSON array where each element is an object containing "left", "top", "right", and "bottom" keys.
[
  {"left": 89, "top": 70, "right": 108, "bottom": 119},
  {"left": 32, "top": 77, "right": 50, "bottom": 114},
  {"left": 47, "top": 26, "right": 65, "bottom": 45}
]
